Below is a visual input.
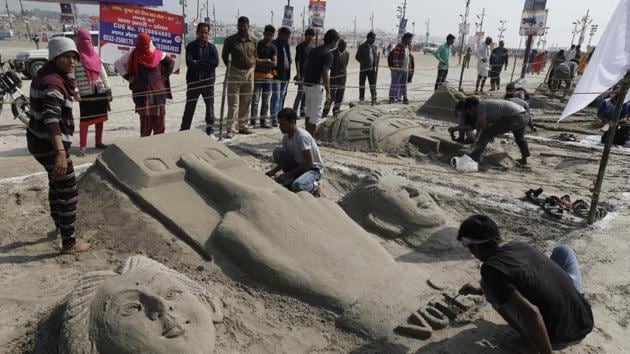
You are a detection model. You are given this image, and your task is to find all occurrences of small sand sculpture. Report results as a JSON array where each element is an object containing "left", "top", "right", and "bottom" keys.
[
  {"left": 417, "top": 84, "right": 466, "bottom": 122},
  {"left": 340, "top": 171, "right": 459, "bottom": 249},
  {"left": 59, "top": 255, "right": 223, "bottom": 354}
]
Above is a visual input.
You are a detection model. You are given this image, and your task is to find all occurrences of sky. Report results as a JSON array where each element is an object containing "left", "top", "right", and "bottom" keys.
[{"left": 10, "top": 0, "right": 619, "bottom": 49}]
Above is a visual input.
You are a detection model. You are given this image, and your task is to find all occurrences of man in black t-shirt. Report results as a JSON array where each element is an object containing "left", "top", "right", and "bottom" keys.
[
  {"left": 251, "top": 25, "right": 277, "bottom": 128},
  {"left": 457, "top": 215, "right": 593, "bottom": 354},
  {"left": 293, "top": 29, "right": 315, "bottom": 117},
  {"left": 303, "top": 29, "right": 339, "bottom": 135}
]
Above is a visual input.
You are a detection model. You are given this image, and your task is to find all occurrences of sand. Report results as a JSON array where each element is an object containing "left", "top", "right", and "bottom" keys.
[{"left": 1, "top": 40, "right": 630, "bottom": 353}]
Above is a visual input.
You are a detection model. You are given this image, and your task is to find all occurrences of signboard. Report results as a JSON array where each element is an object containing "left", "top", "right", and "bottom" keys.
[
  {"left": 282, "top": 5, "right": 294, "bottom": 27},
  {"left": 308, "top": 0, "right": 326, "bottom": 33},
  {"left": 458, "top": 22, "right": 470, "bottom": 35},
  {"left": 60, "top": 3, "right": 75, "bottom": 26},
  {"left": 99, "top": 3, "right": 184, "bottom": 72},
  {"left": 524, "top": 0, "right": 547, "bottom": 10},
  {"left": 519, "top": 9, "right": 548, "bottom": 36}
]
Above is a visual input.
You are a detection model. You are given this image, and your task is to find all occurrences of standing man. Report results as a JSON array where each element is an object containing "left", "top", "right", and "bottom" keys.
[
  {"left": 250, "top": 25, "right": 277, "bottom": 129},
  {"left": 222, "top": 16, "right": 257, "bottom": 138},
  {"left": 433, "top": 34, "right": 455, "bottom": 91},
  {"left": 457, "top": 215, "right": 593, "bottom": 353},
  {"left": 464, "top": 96, "right": 530, "bottom": 165},
  {"left": 27, "top": 37, "right": 92, "bottom": 253},
  {"left": 180, "top": 23, "right": 219, "bottom": 136},
  {"left": 271, "top": 26, "right": 292, "bottom": 127},
  {"left": 388, "top": 32, "right": 414, "bottom": 104},
  {"left": 355, "top": 32, "right": 378, "bottom": 104},
  {"left": 323, "top": 39, "right": 350, "bottom": 117},
  {"left": 293, "top": 28, "right": 316, "bottom": 117},
  {"left": 475, "top": 36, "right": 492, "bottom": 94},
  {"left": 489, "top": 40, "right": 509, "bottom": 91},
  {"left": 268, "top": 108, "right": 324, "bottom": 196},
  {"left": 303, "top": 29, "right": 340, "bottom": 135}
]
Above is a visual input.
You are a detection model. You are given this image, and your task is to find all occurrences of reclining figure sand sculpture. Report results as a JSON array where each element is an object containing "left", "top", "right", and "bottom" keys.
[
  {"left": 93, "top": 131, "right": 453, "bottom": 338},
  {"left": 339, "top": 171, "right": 459, "bottom": 249},
  {"left": 59, "top": 255, "right": 223, "bottom": 354}
]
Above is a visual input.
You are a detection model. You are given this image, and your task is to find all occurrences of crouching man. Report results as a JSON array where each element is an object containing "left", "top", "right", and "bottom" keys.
[
  {"left": 268, "top": 108, "right": 324, "bottom": 196},
  {"left": 457, "top": 215, "right": 594, "bottom": 353}
]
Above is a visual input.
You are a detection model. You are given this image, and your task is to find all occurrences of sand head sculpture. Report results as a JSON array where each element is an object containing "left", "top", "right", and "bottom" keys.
[{"left": 59, "top": 256, "right": 223, "bottom": 354}]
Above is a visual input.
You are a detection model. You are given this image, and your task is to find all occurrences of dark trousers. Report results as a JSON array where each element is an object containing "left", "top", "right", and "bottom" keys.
[
  {"left": 181, "top": 84, "right": 215, "bottom": 134},
  {"left": 470, "top": 112, "right": 530, "bottom": 161},
  {"left": 32, "top": 148, "right": 77, "bottom": 248},
  {"left": 475, "top": 75, "right": 488, "bottom": 92},
  {"left": 293, "top": 83, "right": 306, "bottom": 116},
  {"left": 435, "top": 69, "right": 448, "bottom": 91},
  {"left": 323, "top": 77, "right": 346, "bottom": 117},
  {"left": 359, "top": 70, "right": 377, "bottom": 101}
]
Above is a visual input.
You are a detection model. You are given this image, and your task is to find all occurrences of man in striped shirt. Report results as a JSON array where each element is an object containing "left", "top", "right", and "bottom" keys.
[{"left": 26, "top": 37, "right": 93, "bottom": 253}]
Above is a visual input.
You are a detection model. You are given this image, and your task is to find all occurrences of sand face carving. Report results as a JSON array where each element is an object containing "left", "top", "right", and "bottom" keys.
[
  {"left": 339, "top": 172, "right": 458, "bottom": 249},
  {"left": 59, "top": 256, "right": 223, "bottom": 354},
  {"left": 92, "top": 131, "right": 446, "bottom": 338}
]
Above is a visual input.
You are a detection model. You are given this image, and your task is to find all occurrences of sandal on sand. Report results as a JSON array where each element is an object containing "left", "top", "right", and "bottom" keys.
[
  {"left": 223, "top": 131, "right": 235, "bottom": 139},
  {"left": 61, "top": 239, "right": 94, "bottom": 254}
]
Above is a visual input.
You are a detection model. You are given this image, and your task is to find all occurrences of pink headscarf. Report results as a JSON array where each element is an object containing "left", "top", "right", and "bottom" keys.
[{"left": 76, "top": 28, "right": 102, "bottom": 86}]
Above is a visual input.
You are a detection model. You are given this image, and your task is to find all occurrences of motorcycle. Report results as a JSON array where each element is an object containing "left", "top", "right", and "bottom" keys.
[{"left": 0, "top": 54, "right": 31, "bottom": 126}]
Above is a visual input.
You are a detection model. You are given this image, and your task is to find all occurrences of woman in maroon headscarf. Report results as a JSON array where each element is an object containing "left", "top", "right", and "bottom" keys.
[
  {"left": 115, "top": 32, "right": 174, "bottom": 137},
  {"left": 75, "top": 28, "right": 111, "bottom": 156}
]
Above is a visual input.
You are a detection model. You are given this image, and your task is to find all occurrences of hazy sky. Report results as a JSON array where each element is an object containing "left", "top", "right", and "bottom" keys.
[{"left": 12, "top": 0, "right": 619, "bottom": 48}]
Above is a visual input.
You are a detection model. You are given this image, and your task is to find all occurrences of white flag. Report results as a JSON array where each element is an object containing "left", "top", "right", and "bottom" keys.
[{"left": 559, "top": 0, "right": 630, "bottom": 121}]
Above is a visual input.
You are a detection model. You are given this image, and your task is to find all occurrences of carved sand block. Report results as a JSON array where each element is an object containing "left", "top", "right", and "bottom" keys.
[
  {"left": 417, "top": 84, "right": 466, "bottom": 123},
  {"left": 92, "top": 131, "right": 439, "bottom": 339},
  {"left": 339, "top": 171, "right": 459, "bottom": 249},
  {"left": 59, "top": 256, "right": 223, "bottom": 354}
]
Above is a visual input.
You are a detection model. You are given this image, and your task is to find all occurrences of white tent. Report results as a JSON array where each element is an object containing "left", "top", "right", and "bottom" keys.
[{"left": 559, "top": 0, "right": 630, "bottom": 121}]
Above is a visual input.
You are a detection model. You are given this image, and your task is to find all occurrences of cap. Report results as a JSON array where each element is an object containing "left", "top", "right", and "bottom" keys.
[{"left": 48, "top": 37, "right": 80, "bottom": 61}]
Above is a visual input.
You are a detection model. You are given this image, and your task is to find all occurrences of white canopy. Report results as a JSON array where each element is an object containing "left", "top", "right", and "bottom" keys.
[{"left": 559, "top": 0, "right": 630, "bottom": 121}]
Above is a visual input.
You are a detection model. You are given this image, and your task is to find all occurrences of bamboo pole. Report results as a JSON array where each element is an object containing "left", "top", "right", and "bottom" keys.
[
  {"left": 588, "top": 71, "right": 630, "bottom": 224},
  {"left": 218, "top": 60, "right": 231, "bottom": 140}
]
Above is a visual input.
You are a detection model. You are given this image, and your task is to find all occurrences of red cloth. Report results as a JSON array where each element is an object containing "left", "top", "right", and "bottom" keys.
[
  {"left": 76, "top": 28, "right": 102, "bottom": 86},
  {"left": 128, "top": 33, "right": 163, "bottom": 78},
  {"left": 79, "top": 122, "right": 104, "bottom": 148},
  {"left": 139, "top": 112, "right": 165, "bottom": 137}
]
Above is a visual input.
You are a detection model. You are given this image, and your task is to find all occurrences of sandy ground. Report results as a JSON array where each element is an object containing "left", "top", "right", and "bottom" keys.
[{"left": 1, "top": 39, "right": 629, "bottom": 353}]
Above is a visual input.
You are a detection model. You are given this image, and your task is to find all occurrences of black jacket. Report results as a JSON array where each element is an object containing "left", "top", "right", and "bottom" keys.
[
  {"left": 355, "top": 41, "right": 378, "bottom": 70},
  {"left": 185, "top": 39, "right": 219, "bottom": 84},
  {"left": 272, "top": 38, "right": 292, "bottom": 80}
]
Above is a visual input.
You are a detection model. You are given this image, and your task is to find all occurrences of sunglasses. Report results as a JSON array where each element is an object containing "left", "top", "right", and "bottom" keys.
[{"left": 459, "top": 237, "right": 491, "bottom": 247}]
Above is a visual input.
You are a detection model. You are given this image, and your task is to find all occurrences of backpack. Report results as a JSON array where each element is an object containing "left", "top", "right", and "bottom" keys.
[
  {"left": 387, "top": 48, "right": 395, "bottom": 68},
  {"left": 601, "top": 121, "right": 630, "bottom": 145}
]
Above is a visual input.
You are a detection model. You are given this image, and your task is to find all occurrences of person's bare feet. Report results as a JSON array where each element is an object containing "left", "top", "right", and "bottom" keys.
[{"left": 62, "top": 239, "right": 94, "bottom": 254}]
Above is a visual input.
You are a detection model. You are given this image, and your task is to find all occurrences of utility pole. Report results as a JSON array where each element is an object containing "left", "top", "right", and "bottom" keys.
[
  {"left": 302, "top": 6, "right": 305, "bottom": 33},
  {"left": 18, "top": 0, "right": 32, "bottom": 46},
  {"left": 270, "top": 11, "right": 274, "bottom": 26},
  {"left": 412, "top": 22, "right": 415, "bottom": 37},
  {"left": 180, "top": 0, "right": 187, "bottom": 46},
  {"left": 577, "top": 9, "right": 592, "bottom": 46},
  {"left": 570, "top": 21, "right": 579, "bottom": 46},
  {"left": 588, "top": 24, "right": 598, "bottom": 47},
  {"left": 458, "top": 0, "right": 471, "bottom": 64},
  {"left": 353, "top": 16, "right": 357, "bottom": 48},
  {"left": 425, "top": 18, "right": 429, "bottom": 45},
  {"left": 212, "top": 3, "right": 216, "bottom": 38},
  {"left": 477, "top": 8, "right": 485, "bottom": 34},
  {"left": 5, "top": 0, "right": 11, "bottom": 30},
  {"left": 520, "top": 34, "right": 533, "bottom": 78},
  {"left": 396, "top": 0, "right": 407, "bottom": 40},
  {"left": 370, "top": 12, "right": 374, "bottom": 31},
  {"left": 196, "top": 0, "right": 200, "bottom": 20},
  {"left": 498, "top": 20, "right": 506, "bottom": 41}
]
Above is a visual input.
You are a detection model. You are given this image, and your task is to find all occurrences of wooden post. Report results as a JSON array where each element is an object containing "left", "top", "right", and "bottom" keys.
[
  {"left": 458, "top": 51, "right": 469, "bottom": 92},
  {"left": 218, "top": 60, "right": 231, "bottom": 140},
  {"left": 520, "top": 34, "right": 533, "bottom": 79},
  {"left": 588, "top": 71, "right": 630, "bottom": 224},
  {"left": 510, "top": 36, "right": 523, "bottom": 83}
]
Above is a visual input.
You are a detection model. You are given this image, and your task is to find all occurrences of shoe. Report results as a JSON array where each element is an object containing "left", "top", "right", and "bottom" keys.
[
  {"left": 223, "top": 130, "right": 235, "bottom": 139},
  {"left": 271, "top": 120, "right": 278, "bottom": 127},
  {"left": 207, "top": 133, "right": 217, "bottom": 140},
  {"left": 260, "top": 120, "right": 271, "bottom": 129},
  {"left": 403, "top": 98, "right": 409, "bottom": 105},
  {"left": 312, "top": 181, "right": 321, "bottom": 198},
  {"left": 238, "top": 128, "right": 254, "bottom": 135},
  {"left": 250, "top": 120, "right": 256, "bottom": 128},
  {"left": 77, "top": 147, "right": 86, "bottom": 157},
  {"left": 95, "top": 143, "right": 108, "bottom": 150},
  {"left": 299, "top": 111, "right": 306, "bottom": 117}
]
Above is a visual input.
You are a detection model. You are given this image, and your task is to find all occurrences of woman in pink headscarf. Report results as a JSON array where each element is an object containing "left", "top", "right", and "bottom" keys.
[{"left": 74, "top": 28, "right": 112, "bottom": 156}]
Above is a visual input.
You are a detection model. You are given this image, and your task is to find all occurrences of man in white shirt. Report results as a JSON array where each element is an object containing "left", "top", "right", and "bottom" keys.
[
  {"left": 475, "top": 37, "right": 493, "bottom": 94},
  {"left": 267, "top": 108, "right": 324, "bottom": 196}
]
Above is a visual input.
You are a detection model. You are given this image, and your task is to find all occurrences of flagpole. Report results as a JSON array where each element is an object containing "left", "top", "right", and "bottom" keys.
[{"left": 588, "top": 71, "right": 630, "bottom": 224}]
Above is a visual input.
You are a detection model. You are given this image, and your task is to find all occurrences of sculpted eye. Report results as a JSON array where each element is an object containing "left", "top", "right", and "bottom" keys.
[
  {"left": 121, "top": 303, "right": 142, "bottom": 316},
  {"left": 165, "top": 289, "right": 182, "bottom": 300}
]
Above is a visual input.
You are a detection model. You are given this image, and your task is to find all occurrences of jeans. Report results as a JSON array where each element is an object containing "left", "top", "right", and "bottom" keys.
[
  {"left": 470, "top": 112, "right": 530, "bottom": 162},
  {"left": 435, "top": 68, "right": 448, "bottom": 91},
  {"left": 389, "top": 70, "right": 408, "bottom": 100},
  {"left": 481, "top": 245, "right": 585, "bottom": 350},
  {"left": 293, "top": 82, "right": 306, "bottom": 115},
  {"left": 359, "top": 70, "right": 377, "bottom": 101},
  {"left": 181, "top": 83, "right": 215, "bottom": 134},
  {"left": 270, "top": 80, "right": 289, "bottom": 119},
  {"left": 273, "top": 147, "right": 321, "bottom": 193},
  {"left": 251, "top": 78, "right": 272, "bottom": 123},
  {"left": 323, "top": 77, "right": 346, "bottom": 117}
]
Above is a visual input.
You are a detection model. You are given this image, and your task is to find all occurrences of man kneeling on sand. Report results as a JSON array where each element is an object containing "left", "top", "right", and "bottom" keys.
[
  {"left": 267, "top": 108, "right": 324, "bottom": 196},
  {"left": 457, "top": 215, "right": 593, "bottom": 353}
]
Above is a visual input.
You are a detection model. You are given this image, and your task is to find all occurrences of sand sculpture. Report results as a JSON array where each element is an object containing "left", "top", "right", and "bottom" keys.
[
  {"left": 339, "top": 171, "right": 459, "bottom": 249},
  {"left": 417, "top": 84, "right": 466, "bottom": 123},
  {"left": 90, "top": 131, "right": 458, "bottom": 339},
  {"left": 58, "top": 255, "right": 223, "bottom": 354}
]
